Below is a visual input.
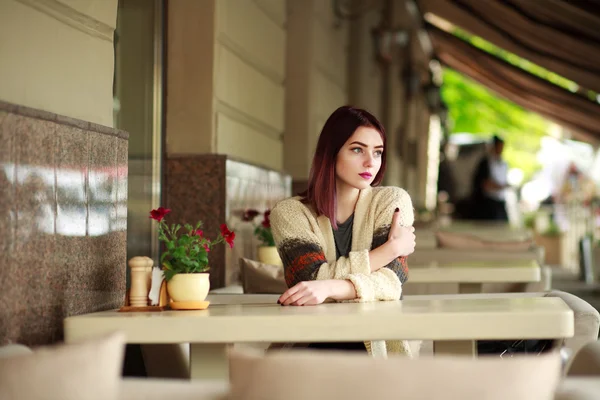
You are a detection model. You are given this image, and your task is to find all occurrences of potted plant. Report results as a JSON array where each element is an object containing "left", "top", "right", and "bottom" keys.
[
  {"left": 150, "top": 207, "right": 235, "bottom": 304},
  {"left": 243, "top": 209, "right": 282, "bottom": 266}
]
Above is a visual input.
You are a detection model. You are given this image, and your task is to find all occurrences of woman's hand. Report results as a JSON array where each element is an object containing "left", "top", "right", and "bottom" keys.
[
  {"left": 278, "top": 280, "right": 331, "bottom": 306},
  {"left": 387, "top": 208, "right": 416, "bottom": 258},
  {"left": 278, "top": 280, "right": 357, "bottom": 306}
]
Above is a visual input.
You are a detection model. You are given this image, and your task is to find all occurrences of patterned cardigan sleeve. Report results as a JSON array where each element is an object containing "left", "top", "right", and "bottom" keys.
[
  {"left": 270, "top": 200, "right": 371, "bottom": 287},
  {"left": 370, "top": 188, "right": 413, "bottom": 284},
  {"left": 271, "top": 188, "right": 414, "bottom": 302},
  {"left": 346, "top": 188, "right": 413, "bottom": 301}
]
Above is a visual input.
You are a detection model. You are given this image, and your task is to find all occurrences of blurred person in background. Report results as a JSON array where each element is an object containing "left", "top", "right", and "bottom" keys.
[{"left": 471, "top": 135, "right": 509, "bottom": 221}]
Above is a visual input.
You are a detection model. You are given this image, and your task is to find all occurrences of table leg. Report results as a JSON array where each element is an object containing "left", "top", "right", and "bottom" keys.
[
  {"left": 459, "top": 283, "right": 482, "bottom": 294},
  {"left": 433, "top": 340, "right": 477, "bottom": 357},
  {"left": 190, "top": 344, "right": 230, "bottom": 380}
]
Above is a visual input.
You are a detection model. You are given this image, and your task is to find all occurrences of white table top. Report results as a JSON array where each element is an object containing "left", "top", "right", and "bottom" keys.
[
  {"left": 408, "top": 259, "right": 540, "bottom": 284},
  {"left": 411, "top": 258, "right": 539, "bottom": 269},
  {"left": 408, "top": 266, "right": 540, "bottom": 284},
  {"left": 64, "top": 295, "right": 573, "bottom": 344}
]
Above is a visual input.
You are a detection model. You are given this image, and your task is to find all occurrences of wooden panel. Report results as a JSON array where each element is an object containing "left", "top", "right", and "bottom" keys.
[
  {"left": 166, "top": 0, "right": 215, "bottom": 154},
  {"left": 314, "top": 70, "right": 347, "bottom": 114},
  {"left": 216, "top": 0, "right": 285, "bottom": 81},
  {"left": 254, "top": 0, "right": 286, "bottom": 27},
  {"left": 215, "top": 45, "right": 284, "bottom": 132},
  {"left": 0, "top": 0, "right": 115, "bottom": 126},
  {"left": 313, "top": 16, "right": 348, "bottom": 89},
  {"left": 55, "top": 0, "right": 118, "bottom": 29},
  {"left": 216, "top": 112, "right": 283, "bottom": 171},
  {"left": 313, "top": 0, "right": 338, "bottom": 29}
]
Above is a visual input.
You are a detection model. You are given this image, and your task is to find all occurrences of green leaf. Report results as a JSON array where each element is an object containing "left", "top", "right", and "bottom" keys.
[
  {"left": 179, "top": 235, "right": 192, "bottom": 247},
  {"left": 164, "top": 269, "right": 177, "bottom": 282},
  {"left": 198, "top": 253, "right": 209, "bottom": 265},
  {"left": 173, "top": 246, "right": 186, "bottom": 259}
]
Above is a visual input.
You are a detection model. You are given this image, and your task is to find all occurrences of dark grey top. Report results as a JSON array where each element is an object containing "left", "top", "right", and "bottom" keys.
[{"left": 333, "top": 214, "right": 354, "bottom": 259}]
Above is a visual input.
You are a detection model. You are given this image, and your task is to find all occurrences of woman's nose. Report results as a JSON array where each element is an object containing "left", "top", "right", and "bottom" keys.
[{"left": 364, "top": 155, "right": 374, "bottom": 167}]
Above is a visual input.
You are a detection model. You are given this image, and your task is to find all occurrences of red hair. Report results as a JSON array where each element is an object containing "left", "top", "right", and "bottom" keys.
[{"left": 301, "top": 106, "right": 387, "bottom": 229}]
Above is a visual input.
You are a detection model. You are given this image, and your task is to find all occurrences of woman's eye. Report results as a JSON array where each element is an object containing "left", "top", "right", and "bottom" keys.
[
  {"left": 351, "top": 147, "right": 362, "bottom": 154},
  {"left": 374, "top": 150, "right": 383, "bottom": 157}
]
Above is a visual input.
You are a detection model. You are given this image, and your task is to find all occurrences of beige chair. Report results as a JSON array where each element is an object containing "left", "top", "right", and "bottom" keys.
[
  {"left": 119, "top": 379, "right": 228, "bottom": 400},
  {"left": 547, "top": 291, "right": 600, "bottom": 369},
  {"left": 434, "top": 229, "right": 535, "bottom": 251},
  {"left": 228, "top": 349, "right": 562, "bottom": 400},
  {"left": 554, "top": 377, "right": 600, "bottom": 400},
  {"left": 557, "top": 340, "right": 600, "bottom": 399},
  {"left": 2, "top": 337, "right": 599, "bottom": 400},
  {"left": 121, "top": 376, "right": 600, "bottom": 400},
  {"left": 119, "top": 375, "right": 600, "bottom": 400},
  {"left": 566, "top": 340, "right": 600, "bottom": 377}
]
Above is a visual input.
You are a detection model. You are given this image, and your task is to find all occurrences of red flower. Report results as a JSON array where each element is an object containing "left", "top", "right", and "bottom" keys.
[
  {"left": 193, "top": 229, "right": 203, "bottom": 237},
  {"left": 220, "top": 224, "right": 235, "bottom": 248},
  {"left": 149, "top": 207, "right": 171, "bottom": 222},
  {"left": 262, "top": 210, "right": 271, "bottom": 228},
  {"left": 242, "top": 209, "right": 260, "bottom": 222},
  {"left": 203, "top": 243, "right": 210, "bottom": 252}
]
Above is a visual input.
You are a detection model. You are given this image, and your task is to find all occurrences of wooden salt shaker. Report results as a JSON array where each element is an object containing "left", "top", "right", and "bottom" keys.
[{"left": 129, "top": 256, "right": 150, "bottom": 307}]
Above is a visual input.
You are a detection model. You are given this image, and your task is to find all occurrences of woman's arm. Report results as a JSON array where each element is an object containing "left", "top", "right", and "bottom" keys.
[
  {"left": 270, "top": 201, "right": 371, "bottom": 288},
  {"left": 341, "top": 188, "right": 415, "bottom": 303},
  {"left": 368, "top": 223, "right": 414, "bottom": 275},
  {"left": 369, "top": 188, "right": 415, "bottom": 283},
  {"left": 272, "top": 189, "right": 415, "bottom": 304}
]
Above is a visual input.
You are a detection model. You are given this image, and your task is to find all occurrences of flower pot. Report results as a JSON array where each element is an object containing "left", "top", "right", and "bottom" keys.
[
  {"left": 166, "top": 273, "right": 210, "bottom": 302},
  {"left": 257, "top": 246, "right": 282, "bottom": 266}
]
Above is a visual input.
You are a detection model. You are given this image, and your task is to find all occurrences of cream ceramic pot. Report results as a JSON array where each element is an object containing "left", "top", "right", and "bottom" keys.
[
  {"left": 167, "top": 273, "right": 210, "bottom": 302},
  {"left": 257, "top": 246, "right": 282, "bottom": 266}
]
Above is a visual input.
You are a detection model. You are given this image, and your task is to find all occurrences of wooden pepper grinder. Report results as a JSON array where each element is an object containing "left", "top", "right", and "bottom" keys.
[
  {"left": 129, "top": 256, "right": 150, "bottom": 307},
  {"left": 143, "top": 256, "right": 154, "bottom": 290}
]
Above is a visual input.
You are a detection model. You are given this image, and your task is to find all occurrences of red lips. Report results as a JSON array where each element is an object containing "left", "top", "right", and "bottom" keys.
[{"left": 359, "top": 172, "right": 372, "bottom": 179}]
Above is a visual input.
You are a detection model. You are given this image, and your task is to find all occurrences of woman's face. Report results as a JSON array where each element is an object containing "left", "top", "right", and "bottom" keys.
[{"left": 335, "top": 126, "right": 384, "bottom": 191}]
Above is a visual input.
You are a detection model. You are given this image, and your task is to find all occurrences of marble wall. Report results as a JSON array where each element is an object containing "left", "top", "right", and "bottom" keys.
[
  {"left": 0, "top": 101, "right": 128, "bottom": 346},
  {"left": 165, "top": 155, "right": 291, "bottom": 289}
]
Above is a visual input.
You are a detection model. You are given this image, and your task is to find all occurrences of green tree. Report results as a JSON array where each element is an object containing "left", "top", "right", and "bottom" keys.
[
  {"left": 442, "top": 68, "right": 550, "bottom": 182},
  {"left": 438, "top": 23, "right": 600, "bottom": 182}
]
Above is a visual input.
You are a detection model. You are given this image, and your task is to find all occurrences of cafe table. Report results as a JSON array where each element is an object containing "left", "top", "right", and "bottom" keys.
[
  {"left": 64, "top": 293, "right": 573, "bottom": 379},
  {"left": 409, "top": 259, "right": 541, "bottom": 293}
]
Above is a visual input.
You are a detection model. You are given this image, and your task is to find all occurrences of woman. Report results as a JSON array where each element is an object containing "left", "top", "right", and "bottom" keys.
[{"left": 270, "top": 106, "right": 416, "bottom": 357}]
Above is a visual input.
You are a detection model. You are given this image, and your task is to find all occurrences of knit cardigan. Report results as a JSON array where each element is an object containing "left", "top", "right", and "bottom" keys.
[{"left": 270, "top": 186, "right": 414, "bottom": 358}]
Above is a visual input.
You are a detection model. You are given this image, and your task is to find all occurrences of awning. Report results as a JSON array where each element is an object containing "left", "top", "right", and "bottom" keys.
[
  {"left": 419, "top": 0, "right": 600, "bottom": 93},
  {"left": 428, "top": 24, "right": 600, "bottom": 141}
]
